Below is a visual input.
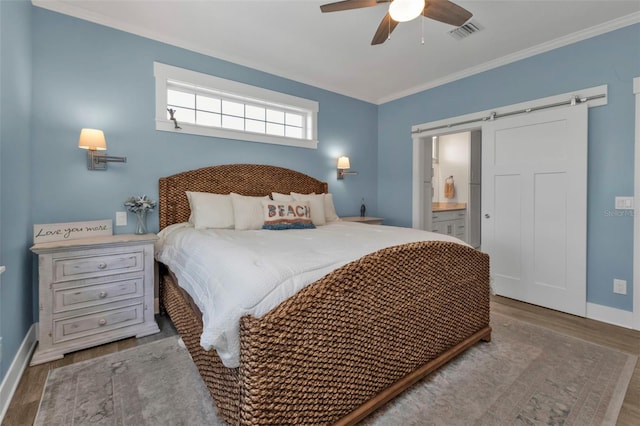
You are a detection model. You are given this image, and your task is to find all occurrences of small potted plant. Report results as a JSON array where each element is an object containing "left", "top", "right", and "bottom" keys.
[{"left": 124, "top": 195, "right": 156, "bottom": 234}]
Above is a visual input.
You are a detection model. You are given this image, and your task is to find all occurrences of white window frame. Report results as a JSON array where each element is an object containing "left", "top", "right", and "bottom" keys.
[{"left": 154, "top": 62, "right": 319, "bottom": 149}]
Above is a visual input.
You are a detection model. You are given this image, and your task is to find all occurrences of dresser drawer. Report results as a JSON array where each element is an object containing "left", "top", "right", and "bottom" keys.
[
  {"left": 432, "top": 209, "right": 466, "bottom": 222},
  {"left": 52, "top": 303, "right": 144, "bottom": 344},
  {"left": 53, "top": 277, "right": 144, "bottom": 314},
  {"left": 53, "top": 249, "right": 144, "bottom": 282}
]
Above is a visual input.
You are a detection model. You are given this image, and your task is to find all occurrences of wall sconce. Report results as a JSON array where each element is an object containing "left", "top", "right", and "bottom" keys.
[
  {"left": 337, "top": 156, "right": 358, "bottom": 180},
  {"left": 78, "top": 128, "right": 127, "bottom": 170}
]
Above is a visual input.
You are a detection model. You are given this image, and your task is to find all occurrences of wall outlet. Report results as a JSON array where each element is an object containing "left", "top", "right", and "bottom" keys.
[
  {"left": 116, "top": 211, "right": 127, "bottom": 226},
  {"left": 613, "top": 279, "right": 627, "bottom": 295}
]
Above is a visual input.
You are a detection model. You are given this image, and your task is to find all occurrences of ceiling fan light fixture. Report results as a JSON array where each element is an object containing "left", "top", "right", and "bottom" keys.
[{"left": 388, "top": 0, "right": 425, "bottom": 23}]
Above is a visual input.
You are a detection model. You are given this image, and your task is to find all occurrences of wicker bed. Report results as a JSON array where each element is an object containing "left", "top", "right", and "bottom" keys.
[{"left": 158, "top": 164, "right": 491, "bottom": 425}]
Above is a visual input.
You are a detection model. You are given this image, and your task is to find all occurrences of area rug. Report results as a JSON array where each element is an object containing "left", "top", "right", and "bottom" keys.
[{"left": 34, "top": 313, "right": 636, "bottom": 425}]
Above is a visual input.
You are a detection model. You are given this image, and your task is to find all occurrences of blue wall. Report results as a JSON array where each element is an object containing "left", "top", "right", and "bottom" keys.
[
  {"left": 378, "top": 24, "right": 640, "bottom": 311},
  {"left": 30, "top": 8, "right": 379, "bottom": 233},
  {"left": 0, "top": 0, "right": 33, "bottom": 378}
]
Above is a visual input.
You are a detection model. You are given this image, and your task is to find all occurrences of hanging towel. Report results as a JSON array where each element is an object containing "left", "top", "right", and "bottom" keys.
[{"left": 444, "top": 176, "right": 455, "bottom": 199}]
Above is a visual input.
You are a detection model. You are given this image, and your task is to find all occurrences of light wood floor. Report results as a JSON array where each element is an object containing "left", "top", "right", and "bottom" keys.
[{"left": 3, "top": 297, "right": 639, "bottom": 425}]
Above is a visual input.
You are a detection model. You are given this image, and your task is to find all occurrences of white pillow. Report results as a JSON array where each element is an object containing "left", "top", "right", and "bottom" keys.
[
  {"left": 186, "top": 192, "right": 234, "bottom": 229},
  {"left": 291, "top": 192, "right": 326, "bottom": 226},
  {"left": 271, "top": 192, "right": 294, "bottom": 202},
  {"left": 324, "top": 193, "right": 339, "bottom": 222},
  {"left": 230, "top": 193, "right": 270, "bottom": 230}
]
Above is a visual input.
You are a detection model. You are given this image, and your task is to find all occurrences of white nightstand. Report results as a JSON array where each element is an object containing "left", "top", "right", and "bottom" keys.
[
  {"left": 341, "top": 216, "right": 384, "bottom": 225},
  {"left": 30, "top": 234, "right": 160, "bottom": 365}
]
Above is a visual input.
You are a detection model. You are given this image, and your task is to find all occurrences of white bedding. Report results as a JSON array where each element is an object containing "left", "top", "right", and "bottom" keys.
[{"left": 155, "top": 221, "right": 466, "bottom": 368}]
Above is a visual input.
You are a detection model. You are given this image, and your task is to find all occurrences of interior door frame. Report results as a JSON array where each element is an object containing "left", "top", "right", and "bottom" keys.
[
  {"left": 633, "top": 76, "right": 640, "bottom": 330},
  {"left": 410, "top": 85, "right": 640, "bottom": 324}
]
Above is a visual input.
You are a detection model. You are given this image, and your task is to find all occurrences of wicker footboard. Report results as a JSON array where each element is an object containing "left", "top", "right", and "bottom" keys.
[{"left": 161, "top": 240, "right": 490, "bottom": 425}]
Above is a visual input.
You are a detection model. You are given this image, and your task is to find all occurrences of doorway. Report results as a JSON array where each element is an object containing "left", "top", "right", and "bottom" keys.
[
  {"left": 412, "top": 87, "right": 603, "bottom": 317},
  {"left": 427, "top": 130, "right": 481, "bottom": 249}
]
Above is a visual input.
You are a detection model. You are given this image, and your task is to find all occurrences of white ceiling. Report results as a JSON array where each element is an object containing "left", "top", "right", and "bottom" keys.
[{"left": 33, "top": 0, "right": 640, "bottom": 104}]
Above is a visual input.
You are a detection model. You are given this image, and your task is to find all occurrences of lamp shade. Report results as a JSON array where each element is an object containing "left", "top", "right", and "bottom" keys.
[
  {"left": 337, "top": 156, "right": 351, "bottom": 169},
  {"left": 389, "top": 0, "right": 424, "bottom": 22},
  {"left": 78, "top": 128, "right": 107, "bottom": 151}
]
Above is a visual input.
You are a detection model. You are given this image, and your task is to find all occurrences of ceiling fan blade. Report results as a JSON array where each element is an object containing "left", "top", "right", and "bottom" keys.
[
  {"left": 371, "top": 12, "right": 399, "bottom": 45},
  {"left": 320, "top": 0, "right": 385, "bottom": 13},
  {"left": 423, "top": 0, "right": 472, "bottom": 27}
]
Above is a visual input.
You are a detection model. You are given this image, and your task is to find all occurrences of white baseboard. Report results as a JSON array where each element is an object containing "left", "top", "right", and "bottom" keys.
[
  {"left": 0, "top": 324, "right": 37, "bottom": 422},
  {"left": 586, "top": 302, "right": 634, "bottom": 329}
]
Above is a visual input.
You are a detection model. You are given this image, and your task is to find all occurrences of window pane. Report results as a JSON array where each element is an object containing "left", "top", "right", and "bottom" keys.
[
  {"left": 168, "top": 89, "right": 195, "bottom": 109},
  {"left": 222, "top": 115, "right": 244, "bottom": 131},
  {"left": 285, "top": 126, "right": 303, "bottom": 139},
  {"left": 245, "top": 119, "right": 265, "bottom": 134},
  {"left": 266, "top": 109, "right": 285, "bottom": 124},
  {"left": 167, "top": 106, "right": 195, "bottom": 124},
  {"left": 197, "top": 95, "right": 221, "bottom": 113},
  {"left": 222, "top": 100, "right": 244, "bottom": 118},
  {"left": 246, "top": 105, "right": 265, "bottom": 121},
  {"left": 286, "top": 112, "right": 303, "bottom": 127},
  {"left": 159, "top": 63, "right": 317, "bottom": 146},
  {"left": 266, "top": 122, "right": 285, "bottom": 136},
  {"left": 197, "top": 111, "right": 221, "bottom": 127}
]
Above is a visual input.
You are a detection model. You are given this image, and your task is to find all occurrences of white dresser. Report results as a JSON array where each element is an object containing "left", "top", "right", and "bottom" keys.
[{"left": 30, "top": 234, "right": 160, "bottom": 365}]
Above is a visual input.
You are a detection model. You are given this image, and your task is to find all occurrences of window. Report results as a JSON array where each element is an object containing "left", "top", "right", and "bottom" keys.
[{"left": 154, "top": 62, "right": 318, "bottom": 149}]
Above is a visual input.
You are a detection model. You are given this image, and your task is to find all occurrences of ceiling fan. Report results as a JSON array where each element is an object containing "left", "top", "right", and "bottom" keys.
[{"left": 320, "top": 0, "right": 473, "bottom": 45}]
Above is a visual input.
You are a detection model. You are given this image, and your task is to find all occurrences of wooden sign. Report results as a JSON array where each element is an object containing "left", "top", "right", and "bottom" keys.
[{"left": 33, "top": 220, "right": 112, "bottom": 244}]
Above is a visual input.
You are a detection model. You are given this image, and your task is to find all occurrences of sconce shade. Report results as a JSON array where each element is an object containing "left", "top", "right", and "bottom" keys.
[
  {"left": 78, "top": 128, "right": 107, "bottom": 151},
  {"left": 78, "top": 128, "right": 126, "bottom": 170},
  {"left": 337, "top": 156, "right": 351, "bottom": 169},
  {"left": 337, "top": 156, "right": 357, "bottom": 180}
]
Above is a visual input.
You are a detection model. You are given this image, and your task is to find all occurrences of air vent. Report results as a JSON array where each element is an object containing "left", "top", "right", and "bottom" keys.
[{"left": 448, "top": 20, "right": 483, "bottom": 40}]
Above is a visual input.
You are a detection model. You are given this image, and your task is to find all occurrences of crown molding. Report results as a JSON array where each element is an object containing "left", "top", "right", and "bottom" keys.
[{"left": 377, "top": 11, "right": 640, "bottom": 104}]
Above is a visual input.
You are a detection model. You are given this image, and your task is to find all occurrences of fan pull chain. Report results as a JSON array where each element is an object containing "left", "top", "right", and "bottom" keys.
[
  {"left": 388, "top": 15, "right": 391, "bottom": 40},
  {"left": 421, "top": 16, "right": 425, "bottom": 45}
]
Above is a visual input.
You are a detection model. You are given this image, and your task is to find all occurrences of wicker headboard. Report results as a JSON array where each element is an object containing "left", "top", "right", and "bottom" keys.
[{"left": 158, "top": 164, "right": 328, "bottom": 230}]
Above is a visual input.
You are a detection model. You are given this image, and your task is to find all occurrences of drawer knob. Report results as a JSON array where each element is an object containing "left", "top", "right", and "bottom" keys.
[
  {"left": 99, "top": 291, "right": 108, "bottom": 299},
  {"left": 98, "top": 318, "right": 107, "bottom": 326},
  {"left": 97, "top": 263, "right": 107, "bottom": 270}
]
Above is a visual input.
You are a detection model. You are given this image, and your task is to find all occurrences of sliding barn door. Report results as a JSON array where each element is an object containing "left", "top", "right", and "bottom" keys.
[{"left": 482, "top": 105, "right": 587, "bottom": 316}]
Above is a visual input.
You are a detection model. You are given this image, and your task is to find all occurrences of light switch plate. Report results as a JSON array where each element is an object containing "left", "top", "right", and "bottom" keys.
[
  {"left": 613, "top": 279, "right": 627, "bottom": 295},
  {"left": 615, "top": 196, "right": 634, "bottom": 210}
]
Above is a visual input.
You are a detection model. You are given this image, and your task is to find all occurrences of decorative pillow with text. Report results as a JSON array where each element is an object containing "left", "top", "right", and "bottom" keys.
[{"left": 262, "top": 200, "right": 316, "bottom": 230}]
